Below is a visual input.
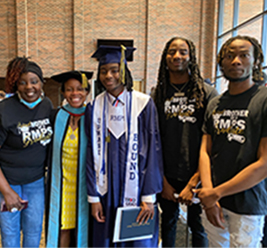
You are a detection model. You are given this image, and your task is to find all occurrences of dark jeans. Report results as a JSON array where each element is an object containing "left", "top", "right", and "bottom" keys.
[
  {"left": 262, "top": 216, "right": 267, "bottom": 247},
  {"left": 159, "top": 177, "right": 208, "bottom": 247}
]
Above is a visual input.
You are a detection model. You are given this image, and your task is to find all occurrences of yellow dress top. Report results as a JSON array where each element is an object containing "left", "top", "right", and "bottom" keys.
[{"left": 61, "top": 126, "right": 78, "bottom": 230}]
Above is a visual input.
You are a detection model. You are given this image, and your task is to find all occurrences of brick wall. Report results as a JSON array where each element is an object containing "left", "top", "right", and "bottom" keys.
[
  {"left": 0, "top": 0, "right": 218, "bottom": 101},
  {"left": 0, "top": 0, "right": 17, "bottom": 68}
]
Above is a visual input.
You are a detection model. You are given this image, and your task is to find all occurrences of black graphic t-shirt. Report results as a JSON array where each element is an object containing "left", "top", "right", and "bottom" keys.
[
  {"left": 158, "top": 82, "right": 218, "bottom": 182},
  {"left": 203, "top": 84, "right": 267, "bottom": 215},
  {"left": 0, "top": 94, "right": 53, "bottom": 185}
]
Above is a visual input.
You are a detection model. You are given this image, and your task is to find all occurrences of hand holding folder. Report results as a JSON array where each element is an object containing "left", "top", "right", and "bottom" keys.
[
  {"left": 136, "top": 202, "right": 154, "bottom": 224},
  {"left": 113, "top": 205, "right": 158, "bottom": 243}
]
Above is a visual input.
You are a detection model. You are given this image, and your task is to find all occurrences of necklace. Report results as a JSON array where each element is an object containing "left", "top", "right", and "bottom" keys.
[
  {"left": 170, "top": 82, "right": 189, "bottom": 97},
  {"left": 69, "top": 116, "right": 78, "bottom": 140}
]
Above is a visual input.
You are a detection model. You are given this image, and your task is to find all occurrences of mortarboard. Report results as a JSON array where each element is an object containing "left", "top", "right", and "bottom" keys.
[
  {"left": 91, "top": 45, "right": 136, "bottom": 66},
  {"left": 51, "top": 70, "right": 93, "bottom": 89}
]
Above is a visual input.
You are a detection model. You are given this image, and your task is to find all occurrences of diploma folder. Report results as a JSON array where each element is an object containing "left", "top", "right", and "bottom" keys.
[{"left": 113, "top": 205, "right": 157, "bottom": 243}]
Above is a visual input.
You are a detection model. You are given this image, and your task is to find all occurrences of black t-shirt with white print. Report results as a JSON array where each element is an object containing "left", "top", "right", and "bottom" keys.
[
  {"left": 0, "top": 94, "right": 53, "bottom": 185},
  {"left": 158, "top": 82, "right": 218, "bottom": 182},
  {"left": 203, "top": 84, "right": 267, "bottom": 215}
]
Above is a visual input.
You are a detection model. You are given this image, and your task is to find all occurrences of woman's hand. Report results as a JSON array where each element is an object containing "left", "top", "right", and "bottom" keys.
[
  {"left": 91, "top": 202, "right": 105, "bottom": 223},
  {"left": 0, "top": 169, "right": 23, "bottom": 212},
  {"left": 136, "top": 202, "right": 154, "bottom": 224},
  {"left": 3, "top": 188, "right": 24, "bottom": 212}
]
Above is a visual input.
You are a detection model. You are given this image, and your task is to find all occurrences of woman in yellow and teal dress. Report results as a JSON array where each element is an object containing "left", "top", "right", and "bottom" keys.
[{"left": 46, "top": 70, "right": 93, "bottom": 247}]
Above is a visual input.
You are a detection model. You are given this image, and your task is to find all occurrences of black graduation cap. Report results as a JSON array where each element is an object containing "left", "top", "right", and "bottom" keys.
[
  {"left": 51, "top": 70, "right": 93, "bottom": 89},
  {"left": 91, "top": 45, "right": 136, "bottom": 66}
]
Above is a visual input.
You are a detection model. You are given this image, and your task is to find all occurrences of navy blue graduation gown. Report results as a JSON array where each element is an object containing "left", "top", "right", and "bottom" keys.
[{"left": 85, "top": 98, "right": 163, "bottom": 247}]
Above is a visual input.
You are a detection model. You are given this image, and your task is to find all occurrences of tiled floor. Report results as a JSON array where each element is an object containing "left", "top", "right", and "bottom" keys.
[{"left": 174, "top": 219, "right": 192, "bottom": 247}]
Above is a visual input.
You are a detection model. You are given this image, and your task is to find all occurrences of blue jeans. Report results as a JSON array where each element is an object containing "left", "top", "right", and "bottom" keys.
[
  {"left": 0, "top": 177, "right": 45, "bottom": 247},
  {"left": 159, "top": 178, "right": 208, "bottom": 247}
]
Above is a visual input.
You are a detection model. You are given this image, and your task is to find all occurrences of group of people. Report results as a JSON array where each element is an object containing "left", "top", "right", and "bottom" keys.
[{"left": 0, "top": 34, "right": 266, "bottom": 248}]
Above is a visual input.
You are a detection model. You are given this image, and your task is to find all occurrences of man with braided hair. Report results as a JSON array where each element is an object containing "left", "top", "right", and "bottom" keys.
[
  {"left": 194, "top": 35, "right": 267, "bottom": 247},
  {"left": 154, "top": 37, "right": 217, "bottom": 247}
]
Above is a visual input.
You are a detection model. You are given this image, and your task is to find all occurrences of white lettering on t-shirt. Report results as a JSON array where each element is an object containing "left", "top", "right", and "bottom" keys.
[
  {"left": 212, "top": 109, "right": 248, "bottom": 143},
  {"left": 17, "top": 118, "right": 53, "bottom": 147},
  {"left": 164, "top": 96, "right": 196, "bottom": 123}
]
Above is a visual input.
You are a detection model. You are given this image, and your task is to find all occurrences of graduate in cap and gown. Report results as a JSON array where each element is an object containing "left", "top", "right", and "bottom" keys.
[
  {"left": 85, "top": 45, "right": 163, "bottom": 247},
  {"left": 46, "top": 70, "right": 93, "bottom": 247}
]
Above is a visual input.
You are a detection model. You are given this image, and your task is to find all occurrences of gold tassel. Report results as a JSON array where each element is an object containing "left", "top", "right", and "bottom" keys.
[
  {"left": 81, "top": 72, "right": 88, "bottom": 89},
  {"left": 119, "top": 45, "right": 126, "bottom": 84}
]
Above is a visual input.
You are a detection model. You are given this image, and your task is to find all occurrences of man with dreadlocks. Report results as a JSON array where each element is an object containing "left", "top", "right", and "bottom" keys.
[
  {"left": 194, "top": 35, "right": 267, "bottom": 247},
  {"left": 0, "top": 57, "right": 53, "bottom": 247},
  {"left": 154, "top": 37, "right": 217, "bottom": 247},
  {"left": 85, "top": 45, "right": 163, "bottom": 247}
]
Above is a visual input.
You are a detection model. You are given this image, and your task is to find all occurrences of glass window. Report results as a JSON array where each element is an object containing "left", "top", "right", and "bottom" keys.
[
  {"left": 215, "top": 0, "right": 266, "bottom": 93},
  {"left": 223, "top": 0, "right": 234, "bottom": 33},
  {"left": 239, "top": 0, "right": 263, "bottom": 24},
  {"left": 215, "top": 77, "right": 229, "bottom": 94},
  {"left": 262, "top": 68, "right": 267, "bottom": 87},
  {"left": 237, "top": 17, "right": 262, "bottom": 41},
  {"left": 220, "top": 32, "right": 233, "bottom": 47}
]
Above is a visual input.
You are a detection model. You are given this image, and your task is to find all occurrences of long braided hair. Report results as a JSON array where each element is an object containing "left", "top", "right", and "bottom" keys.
[
  {"left": 5, "top": 57, "right": 30, "bottom": 93},
  {"left": 95, "top": 63, "right": 133, "bottom": 96},
  {"left": 217, "top": 35, "right": 264, "bottom": 83},
  {"left": 154, "top": 37, "right": 205, "bottom": 111}
]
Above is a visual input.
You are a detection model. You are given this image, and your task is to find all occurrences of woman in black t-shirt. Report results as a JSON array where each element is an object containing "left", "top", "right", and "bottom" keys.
[{"left": 0, "top": 57, "right": 53, "bottom": 248}]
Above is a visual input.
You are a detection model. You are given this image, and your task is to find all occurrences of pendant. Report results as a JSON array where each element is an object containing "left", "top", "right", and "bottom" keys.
[
  {"left": 69, "top": 134, "right": 76, "bottom": 140},
  {"left": 105, "top": 135, "right": 110, "bottom": 143},
  {"left": 174, "top": 92, "right": 185, "bottom": 97}
]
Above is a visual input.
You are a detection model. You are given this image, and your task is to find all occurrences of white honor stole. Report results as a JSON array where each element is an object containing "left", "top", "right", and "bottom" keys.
[{"left": 92, "top": 90, "right": 150, "bottom": 207}]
